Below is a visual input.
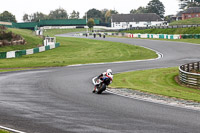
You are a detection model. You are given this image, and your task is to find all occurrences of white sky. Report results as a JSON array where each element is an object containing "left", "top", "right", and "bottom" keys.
[{"left": 0, "top": 0, "right": 180, "bottom": 22}]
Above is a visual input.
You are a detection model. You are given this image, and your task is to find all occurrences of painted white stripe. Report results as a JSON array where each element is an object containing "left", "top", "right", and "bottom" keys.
[
  {"left": 39, "top": 46, "right": 45, "bottom": 52},
  {"left": 67, "top": 45, "right": 163, "bottom": 67},
  {"left": 6, "top": 51, "right": 15, "bottom": 58},
  {"left": 49, "top": 44, "right": 55, "bottom": 49},
  {"left": 26, "top": 49, "right": 33, "bottom": 55},
  {"left": 0, "top": 125, "right": 26, "bottom": 133}
]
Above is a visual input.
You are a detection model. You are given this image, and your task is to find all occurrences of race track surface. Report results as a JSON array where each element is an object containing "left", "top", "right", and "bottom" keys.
[{"left": 0, "top": 35, "right": 200, "bottom": 133}]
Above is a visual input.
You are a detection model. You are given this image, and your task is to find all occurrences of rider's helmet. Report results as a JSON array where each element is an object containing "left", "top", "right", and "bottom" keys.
[{"left": 107, "top": 69, "right": 112, "bottom": 74}]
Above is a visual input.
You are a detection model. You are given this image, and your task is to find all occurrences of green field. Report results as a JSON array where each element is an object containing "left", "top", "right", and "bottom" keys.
[
  {"left": 0, "top": 28, "right": 157, "bottom": 68},
  {"left": 0, "top": 28, "right": 43, "bottom": 52},
  {"left": 110, "top": 67, "right": 200, "bottom": 102},
  {"left": 43, "top": 28, "right": 86, "bottom": 37},
  {"left": 0, "top": 129, "right": 9, "bottom": 133},
  {"left": 122, "top": 26, "right": 200, "bottom": 34},
  {"left": 170, "top": 17, "right": 200, "bottom": 25}
]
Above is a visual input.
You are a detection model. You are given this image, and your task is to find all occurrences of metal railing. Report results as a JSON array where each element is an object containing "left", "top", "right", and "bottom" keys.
[{"left": 179, "top": 61, "right": 200, "bottom": 88}]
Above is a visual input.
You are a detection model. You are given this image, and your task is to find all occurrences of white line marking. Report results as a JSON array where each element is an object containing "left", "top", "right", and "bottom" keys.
[
  {"left": 67, "top": 52, "right": 163, "bottom": 67},
  {"left": 0, "top": 125, "right": 26, "bottom": 133}
]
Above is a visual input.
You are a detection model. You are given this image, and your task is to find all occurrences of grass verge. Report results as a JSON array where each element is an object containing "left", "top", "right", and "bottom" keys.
[
  {"left": 169, "top": 17, "right": 200, "bottom": 25},
  {"left": 0, "top": 36, "right": 157, "bottom": 68},
  {"left": 0, "top": 129, "right": 10, "bottom": 133},
  {"left": 108, "top": 35, "right": 200, "bottom": 45},
  {"left": 0, "top": 28, "right": 43, "bottom": 52},
  {"left": 110, "top": 67, "right": 200, "bottom": 102},
  {"left": 43, "top": 28, "right": 85, "bottom": 37}
]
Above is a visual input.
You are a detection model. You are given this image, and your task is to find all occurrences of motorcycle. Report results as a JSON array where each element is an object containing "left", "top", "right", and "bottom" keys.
[{"left": 92, "top": 76, "right": 112, "bottom": 94}]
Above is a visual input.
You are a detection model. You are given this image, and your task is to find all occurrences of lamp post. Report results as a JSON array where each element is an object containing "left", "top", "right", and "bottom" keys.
[{"left": 86, "top": 12, "right": 88, "bottom": 33}]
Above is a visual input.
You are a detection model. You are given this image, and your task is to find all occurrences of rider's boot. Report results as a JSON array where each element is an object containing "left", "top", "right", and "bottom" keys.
[{"left": 93, "top": 86, "right": 97, "bottom": 93}]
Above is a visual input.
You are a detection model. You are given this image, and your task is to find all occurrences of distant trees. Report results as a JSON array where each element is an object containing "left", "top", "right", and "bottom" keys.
[
  {"left": 178, "top": 0, "right": 200, "bottom": 9},
  {"left": 86, "top": 8, "right": 102, "bottom": 21},
  {"left": 69, "top": 10, "right": 79, "bottom": 19},
  {"left": 130, "top": 0, "right": 165, "bottom": 18},
  {"left": 130, "top": 7, "right": 147, "bottom": 14},
  {"left": 23, "top": 8, "right": 68, "bottom": 22},
  {"left": 21, "top": 7, "right": 119, "bottom": 23},
  {"left": 23, "top": 12, "right": 47, "bottom": 22},
  {"left": 0, "top": 11, "right": 17, "bottom": 22},
  {"left": 84, "top": 8, "right": 118, "bottom": 23},
  {"left": 48, "top": 8, "right": 68, "bottom": 19},
  {"left": 87, "top": 18, "right": 95, "bottom": 29},
  {"left": 146, "top": 0, "right": 165, "bottom": 18}
]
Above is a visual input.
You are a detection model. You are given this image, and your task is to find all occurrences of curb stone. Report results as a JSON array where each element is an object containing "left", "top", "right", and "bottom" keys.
[{"left": 107, "top": 88, "right": 200, "bottom": 111}]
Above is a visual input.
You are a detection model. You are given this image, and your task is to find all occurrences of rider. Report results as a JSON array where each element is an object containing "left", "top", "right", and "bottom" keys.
[{"left": 93, "top": 69, "right": 113, "bottom": 93}]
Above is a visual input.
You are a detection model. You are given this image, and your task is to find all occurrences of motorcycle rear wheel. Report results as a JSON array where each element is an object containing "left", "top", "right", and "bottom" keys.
[{"left": 97, "top": 83, "right": 106, "bottom": 94}]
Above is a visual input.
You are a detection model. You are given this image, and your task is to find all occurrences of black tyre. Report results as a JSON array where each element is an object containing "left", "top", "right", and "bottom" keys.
[{"left": 97, "top": 83, "right": 106, "bottom": 94}]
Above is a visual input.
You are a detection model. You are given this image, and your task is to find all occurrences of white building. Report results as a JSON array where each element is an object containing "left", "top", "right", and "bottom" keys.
[{"left": 111, "top": 13, "right": 164, "bottom": 29}]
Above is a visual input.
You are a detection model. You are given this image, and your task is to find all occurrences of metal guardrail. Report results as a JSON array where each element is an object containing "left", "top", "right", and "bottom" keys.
[{"left": 179, "top": 61, "right": 200, "bottom": 88}]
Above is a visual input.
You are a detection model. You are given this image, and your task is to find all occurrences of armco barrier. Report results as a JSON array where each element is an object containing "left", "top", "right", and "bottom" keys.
[
  {"left": 0, "top": 42, "right": 60, "bottom": 59},
  {"left": 179, "top": 61, "right": 200, "bottom": 88},
  {"left": 128, "top": 33, "right": 181, "bottom": 39}
]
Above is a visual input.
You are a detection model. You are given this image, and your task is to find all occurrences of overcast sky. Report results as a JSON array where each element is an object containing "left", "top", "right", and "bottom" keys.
[{"left": 0, "top": 0, "right": 180, "bottom": 22}]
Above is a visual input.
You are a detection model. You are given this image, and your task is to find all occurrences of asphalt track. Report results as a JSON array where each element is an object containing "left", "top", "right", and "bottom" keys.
[{"left": 0, "top": 34, "right": 200, "bottom": 133}]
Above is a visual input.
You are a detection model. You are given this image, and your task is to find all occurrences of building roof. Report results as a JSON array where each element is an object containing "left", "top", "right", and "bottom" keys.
[
  {"left": 183, "top": 7, "right": 200, "bottom": 14},
  {"left": 111, "top": 13, "right": 162, "bottom": 22}
]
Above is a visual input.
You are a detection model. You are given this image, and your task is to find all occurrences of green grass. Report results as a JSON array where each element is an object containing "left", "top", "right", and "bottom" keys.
[
  {"left": 110, "top": 67, "right": 200, "bottom": 102},
  {"left": 0, "top": 129, "right": 10, "bottom": 133},
  {"left": 0, "top": 36, "right": 157, "bottom": 68},
  {"left": 43, "top": 28, "right": 86, "bottom": 36},
  {"left": 0, "top": 28, "right": 43, "bottom": 52},
  {"left": 170, "top": 17, "right": 200, "bottom": 25}
]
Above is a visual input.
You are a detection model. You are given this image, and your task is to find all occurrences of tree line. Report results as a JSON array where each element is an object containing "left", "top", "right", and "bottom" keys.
[
  {"left": 1, "top": 0, "right": 200, "bottom": 23},
  {"left": 22, "top": 8, "right": 118, "bottom": 24}
]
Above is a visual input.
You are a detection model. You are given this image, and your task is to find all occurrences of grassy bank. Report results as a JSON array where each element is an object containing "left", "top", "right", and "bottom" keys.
[
  {"left": 110, "top": 67, "right": 200, "bottom": 102},
  {"left": 170, "top": 17, "right": 200, "bottom": 26},
  {"left": 122, "top": 27, "right": 200, "bottom": 34},
  {"left": 0, "top": 28, "right": 43, "bottom": 52},
  {"left": 43, "top": 28, "right": 85, "bottom": 36},
  {"left": 0, "top": 36, "right": 157, "bottom": 68},
  {"left": 0, "top": 129, "right": 9, "bottom": 133}
]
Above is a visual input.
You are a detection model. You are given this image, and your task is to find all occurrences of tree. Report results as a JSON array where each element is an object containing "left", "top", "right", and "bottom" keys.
[
  {"left": 104, "top": 10, "right": 118, "bottom": 23},
  {"left": 23, "top": 12, "right": 48, "bottom": 22},
  {"left": 0, "top": 11, "right": 17, "bottom": 22},
  {"left": 49, "top": 8, "right": 68, "bottom": 19},
  {"left": 101, "top": 9, "right": 109, "bottom": 22},
  {"left": 23, "top": 13, "right": 30, "bottom": 22},
  {"left": 146, "top": 0, "right": 165, "bottom": 18},
  {"left": 179, "top": 0, "right": 200, "bottom": 9},
  {"left": 85, "top": 8, "right": 102, "bottom": 21},
  {"left": 130, "top": 6, "right": 147, "bottom": 14},
  {"left": 69, "top": 10, "right": 79, "bottom": 19},
  {"left": 164, "top": 15, "right": 174, "bottom": 23},
  {"left": 87, "top": 18, "right": 95, "bottom": 29}
]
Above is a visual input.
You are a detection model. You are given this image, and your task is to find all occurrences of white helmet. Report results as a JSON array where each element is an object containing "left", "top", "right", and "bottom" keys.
[{"left": 107, "top": 69, "right": 112, "bottom": 74}]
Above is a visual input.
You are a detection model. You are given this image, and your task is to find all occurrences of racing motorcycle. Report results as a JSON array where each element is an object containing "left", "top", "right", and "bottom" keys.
[{"left": 92, "top": 76, "right": 112, "bottom": 94}]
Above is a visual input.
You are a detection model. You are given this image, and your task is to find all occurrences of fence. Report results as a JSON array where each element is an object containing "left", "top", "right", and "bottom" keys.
[
  {"left": 0, "top": 42, "right": 60, "bottom": 59},
  {"left": 179, "top": 61, "right": 200, "bottom": 88},
  {"left": 121, "top": 24, "right": 200, "bottom": 31}
]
